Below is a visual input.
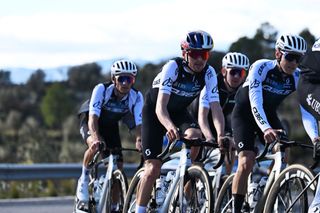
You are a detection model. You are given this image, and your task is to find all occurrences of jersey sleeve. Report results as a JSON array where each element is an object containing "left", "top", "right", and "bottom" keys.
[
  {"left": 157, "top": 60, "right": 179, "bottom": 95},
  {"left": 89, "top": 83, "right": 105, "bottom": 117},
  {"left": 300, "top": 105, "right": 319, "bottom": 140},
  {"left": 199, "top": 87, "right": 210, "bottom": 109},
  {"left": 133, "top": 91, "right": 144, "bottom": 126},
  {"left": 204, "top": 66, "right": 220, "bottom": 104},
  {"left": 248, "top": 61, "right": 272, "bottom": 132}
]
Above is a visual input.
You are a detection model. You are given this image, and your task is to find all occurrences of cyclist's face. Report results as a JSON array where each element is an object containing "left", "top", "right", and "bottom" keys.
[
  {"left": 276, "top": 50, "right": 302, "bottom": 75},
  {"left": 186, "top": 50, "right": 210, "bottom": 73},
  {"left": 114, "top": 74, "right": 135, "bottom": 94},
  {"left": 223, "top": 67, "right": 246, "bottom": 89}
]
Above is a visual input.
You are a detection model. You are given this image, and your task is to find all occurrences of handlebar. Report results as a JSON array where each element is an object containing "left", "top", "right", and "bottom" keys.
[
  {"left": 256, "top": 132, "right": 313, "bottom": 161},
  {"left": 157, "top": 137, "right": 226, "bottom": 169}
]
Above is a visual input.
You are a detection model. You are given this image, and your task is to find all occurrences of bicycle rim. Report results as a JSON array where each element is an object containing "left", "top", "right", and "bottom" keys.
[
  {"left": 214, "top": 174, "right": 234, "bottom": 213},
  {"left": 264, "top": 164, "right": 316, "bottom": 213},
  {"left": 169, "top": 165, "right": 213, "bottom": 213}
]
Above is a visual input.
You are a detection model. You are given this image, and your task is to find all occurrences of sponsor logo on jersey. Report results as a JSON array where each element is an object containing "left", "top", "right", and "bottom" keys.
[
  {"left": 306, "top": 94, "right": 320, "bottom": 115},
  {"left": 263, "top": 85, "right": 291, "bottom": 95},
  {"left": 252, "top": 107, "right": 267, "bottom": 125},
  {"left": 250, "top": 79, "right": 260, "bottom": 89},
  {"left": 162, "top": 77, "right": 173, "bottom": 87},
  {"left": 257, "top": 63, "right": 267, "bottom": 76}
]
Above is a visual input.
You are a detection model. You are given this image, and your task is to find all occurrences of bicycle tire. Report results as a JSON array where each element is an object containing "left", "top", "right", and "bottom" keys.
[
  {"left": 214, "top": 173, "right": 234, "bottom": 213},
  {"left": 108, "top": 169, "right": 128, "bottom": 212},
  {"left": 123, "top": 168, "right": 145, "bottom": 213},
  {"left": 263, "top": 164, "right": 316, "bottom": 213},
  {"left": 168, "top": 165, "right": 213, "bottom": 213}
]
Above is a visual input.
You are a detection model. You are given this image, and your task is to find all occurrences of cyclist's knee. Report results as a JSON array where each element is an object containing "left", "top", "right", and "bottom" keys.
[
  {"left": 237, "top": 151, "right": 255, "bottom": 173},
  {"left": 144, "top": 160, "right": 161, "bottom": 179},
  {"left": 184, "top": 128, "right": 202, "bottom": 139}
]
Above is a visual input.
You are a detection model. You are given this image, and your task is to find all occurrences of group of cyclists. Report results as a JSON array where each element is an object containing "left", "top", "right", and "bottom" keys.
[{"left": 74, "top": 30, "right": 320, "bottom": 213}]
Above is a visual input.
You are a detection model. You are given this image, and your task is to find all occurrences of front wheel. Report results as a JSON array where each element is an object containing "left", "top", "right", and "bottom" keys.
[
  {"left": 169, "top": 165, "right": 213, "bottom": 213},
  {"left": 123, "top": 168, "right": 144, "bottom": 213},
  {"left": 109, "top": 169, "right": 128, "bottom": 212},
  {"left": 214, "top": 173, "right": 234, "bottom": 213},
  {"left": 263, "top": 164, "right": 316, "bottom": 213}
]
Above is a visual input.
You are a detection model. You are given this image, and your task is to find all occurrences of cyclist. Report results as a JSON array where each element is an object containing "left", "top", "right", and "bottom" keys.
[
  {"left": 297, "top": 38, "right": 320, "bottom": 213},
  {"left": 135, "top": 30, "right": 225, "bottom": 213},
  {"left": 75, "top": 59, "right": 144, "bottom": 213},
  {"left": 230, "top": 34, "right": 316, "bottom": 213},
  {"left": 189, "top": 52, "right": 250, "bottom": 175}
]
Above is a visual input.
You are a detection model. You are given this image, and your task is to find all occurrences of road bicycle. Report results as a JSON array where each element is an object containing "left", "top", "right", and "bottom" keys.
[
  {"left": 214, "top": 134, "right": 316, "bottom": 213},
  {"left": 73, "top": 144, "right": 141, "bottom": 213},
  {"left": 263, "top": 152, "right": 317, "bottom": 212},
  {"left": 123, "top": 137, "right": 225, "bottom": 213}
]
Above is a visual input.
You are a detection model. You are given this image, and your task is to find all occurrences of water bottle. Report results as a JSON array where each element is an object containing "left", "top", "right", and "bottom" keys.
[
  {"left": 248, "top": 175, "right": 267, "bottom": 210},
  {"left": 155, "top": 175, "right": 166, "bottom": 205},
  {"left": 93, "top": 175, "right": 104, "bottom": 203}
]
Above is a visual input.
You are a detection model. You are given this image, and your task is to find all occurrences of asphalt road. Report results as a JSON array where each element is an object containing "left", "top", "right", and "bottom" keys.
[{"left": 0, "top": 196, "right": 74, "bottom": 213}]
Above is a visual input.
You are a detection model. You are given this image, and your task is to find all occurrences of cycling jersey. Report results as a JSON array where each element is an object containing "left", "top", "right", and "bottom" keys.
[
  {"left": 151, "top": 57, "right": 219, "bottom": 111},
  {"left": 298, "top": 51, "right": 320, "bottom": 140},
  {"left": 189, "top": 73, "right": 237, "bottom": 136},
  {"left": 142, "top": 57, "right": 219, "bottom": 159},
  {"left": 233, "top": 59, "right": 316, "bottom": 151},
  {"left": 78, "top": 82, "right": 143, "bottom": 153},
  {"left": 79, "top": 82, "right": 143, "bottom": 128}
]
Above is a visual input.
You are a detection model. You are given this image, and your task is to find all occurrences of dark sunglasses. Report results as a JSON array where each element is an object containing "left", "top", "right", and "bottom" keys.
[
  {"left": 281, "top": 51, "right": 303, "bottom": 63},
  {"left": 229, "top": 68, "right": 247, "bottom": 78},
  {"left": 116, "top": 75, "right": 135, "bottom": 84},
  {"left": 188, "top": 50, "right": 210, "bottom": 60}
]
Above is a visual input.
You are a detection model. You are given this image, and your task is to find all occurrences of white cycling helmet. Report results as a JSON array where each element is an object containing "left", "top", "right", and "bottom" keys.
[
  {"left": 111, "top": 59, "right": 138, "bottom": 77},
  {"left": 222, "top": 52, "right": 250, "bottom": 70},
  {"left": 275, "top": 34, "right": 307, "bottom": 54},
  {"left": 312, "top": 37, "right": 320, "bottom": 51},
  {"left": 181, "top": 30, "right": 214, "bottom": 51}
]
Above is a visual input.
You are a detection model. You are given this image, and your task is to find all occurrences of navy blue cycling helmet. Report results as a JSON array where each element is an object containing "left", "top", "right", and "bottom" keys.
[{"left": 181, "top": 30, "right": 214, "bottom": 51}]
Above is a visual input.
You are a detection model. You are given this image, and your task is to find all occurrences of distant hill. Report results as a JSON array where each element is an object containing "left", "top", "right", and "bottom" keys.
[{"left": 4, "top": 59, "right": 114, "bottom": 84}]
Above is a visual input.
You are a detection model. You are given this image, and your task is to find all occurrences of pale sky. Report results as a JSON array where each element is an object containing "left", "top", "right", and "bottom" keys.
[{"left": 0, "top": 0, "right": 319, "bottom": 69}]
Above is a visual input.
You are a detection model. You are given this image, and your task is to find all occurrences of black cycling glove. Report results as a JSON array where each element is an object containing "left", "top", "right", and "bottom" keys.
[{"left": 313, "top": 139, "right": 320, "bottom": 160}]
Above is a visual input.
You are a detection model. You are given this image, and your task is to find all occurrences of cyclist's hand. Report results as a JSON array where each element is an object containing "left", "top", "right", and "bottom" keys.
[
  {"left": 313, "top": 137, "right": 320, "bottom": 160},
  {"left": 166, "top": 126, "right": 180, "bottom": 143},
  {"left": 218, "top": 136, "right": 229, "bottom": 152},
  {"left": 263, "top": 128, "right": 283, "bottom": 144}
]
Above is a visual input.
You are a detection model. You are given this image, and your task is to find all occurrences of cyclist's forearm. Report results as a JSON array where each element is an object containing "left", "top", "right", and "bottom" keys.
[
  {"left": 88, "top": 114, "right": 101, "bottom": 141},
  {"left": 198, "top": 106, "right": 214, "bottom": 140}
]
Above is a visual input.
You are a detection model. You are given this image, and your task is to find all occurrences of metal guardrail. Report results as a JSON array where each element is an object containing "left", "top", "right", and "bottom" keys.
[{"left": 0, "top": 163, "right": 139, "bottom": 181}]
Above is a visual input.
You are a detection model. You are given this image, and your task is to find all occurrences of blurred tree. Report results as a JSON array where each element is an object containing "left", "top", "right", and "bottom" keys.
[
  {"left": 68, "top": 62, "right": 103, "bottom": 91},
  {"left": 0, "top": 70, "right": 12, "bottom": 85},
  {"left": 299, "top": 29, "right": 316, "bottom": 50},
  {"left": 40, "top": 83, "right": 73, "bottom": 128},
  {"left": 26, "top": 69, "right": 46, "bottom": 94}
]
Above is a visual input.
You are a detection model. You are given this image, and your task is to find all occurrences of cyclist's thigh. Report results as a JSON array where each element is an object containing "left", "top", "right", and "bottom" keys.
[
  {"left": 101, "top": 122, "right": 123, "bottom": 161},
  {"left": 141, "top": 103, "right": 166, "bottom": 160},
  {"left": 171, "top": 109, "right": 200, "bottom": 133},
  {"left": 232, "top": 107, "right": 257, "bottom": 152}
]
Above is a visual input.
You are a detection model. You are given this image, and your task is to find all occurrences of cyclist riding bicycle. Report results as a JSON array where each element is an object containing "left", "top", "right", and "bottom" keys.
[
  {"left": 75, "top": 59, "right": 144, "bottom": 213},
  {"left": 297, "top": 37, "right": 320, "bottom": 213},
  {"left": 134, "top": 30, "right": 226, "bottom": 213},
  {"left": 189, "top": 52, "right": 250, "bottom": 175},
  {"left": 230, "top": 34, "right": 318, "bottom": 213}
]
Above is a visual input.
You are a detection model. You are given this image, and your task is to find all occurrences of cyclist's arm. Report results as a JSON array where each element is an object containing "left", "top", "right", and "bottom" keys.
[
  {"left": 134, "top": 124, "right": 142, "bottom": 151},
  {"left": 133, "top": 91, "right": 144, "bottom": 151},
  {"left": 155, "top": 60, "right": 180, "bottom": 141},
  {"left": 248, "top": 61, "right": 272, "bottom": 132},
  {"left": 88, "top": 84, "right": 105, "bottom": 143},
  {"left": 300, "top": 105, "right": 319, "bottom": 142},
  {"left": 198, "top": 88, "right": 214, "bottom": 140},
  {"left": 204, "top": 66, "right": 225, "bottom": 141},
  {"left": 156, "top": 92, "right": 179, "bottom": 141},
  {"left": 209, "top": 101, "right": 225, "bottom": 140}
]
